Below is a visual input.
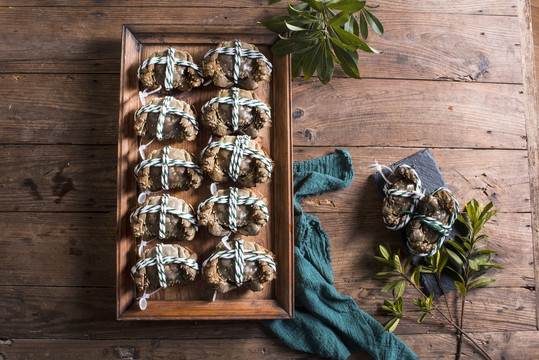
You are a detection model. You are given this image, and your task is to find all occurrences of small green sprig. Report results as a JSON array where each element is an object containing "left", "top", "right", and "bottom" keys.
[
  {"left": 261, "top": 0, "right": 383, "bottom": 84},
  {"left": 374, "top": 200, "right": 501, "bottom": 360}
]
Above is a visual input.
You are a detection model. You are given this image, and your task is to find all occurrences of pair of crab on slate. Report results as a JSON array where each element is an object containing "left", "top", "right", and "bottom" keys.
[
  {"left": 381, "top": 165, "right": 459, "bottom": 256},
  {"left": 130, "top": 40, "right": 277, "bottom": 300}
]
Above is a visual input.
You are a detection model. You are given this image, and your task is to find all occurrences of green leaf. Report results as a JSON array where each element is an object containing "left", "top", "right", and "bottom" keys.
[
  {"left": 332, "top": 45, "right": 361, "bottom": 78},
  {"left": 329, "top": 34, "right": 357, "bottom": 52},
  {"left": 359, "top": 11, "right": 368, "bottom": 39},
  {"left": 381, "top": 279, "right": 401, "bottom": 293},
  {"left": 404, "top": 255, "right": 412, "bottom": 273},
  {"left": 446, "top": 248, "right": 464, "bottom": 266},
  {"left": 438, "top": 252, "right": 449, "bottom": 272},
  {"left": 374, "top": 271, "right": 396, "bottom": 279},
  {"left": 287, "top": 3, "right": 320, "bottom": 21},
  {"left": 343, "top": 14, "right": 360, "bottom": 37},
  {"left": 317, "top": 41, "right": 334, "bottom": 84},
  {"left": 363, "top": 9, "right": 384, "bottom": 36},
  {"left": 417, "top": 312, "right": 428, "bottom": 323},
  {"left": 373, "top": 256, "right": 393, "bottom": 267},
  {"left": 305, "top": 0, "right": 323, "bottom": 12},
  {"left": 379, "top": 244, "right": 390, "bottom": 260},
  {"left": 468, "top": 277, "right": 496, "bottom": 291},
  {"left": 302, "top": 43, "right": 322, "bottom": 81},
  {"left": 328, "top": 0, "right": 366, "bottom": 13},
  {"left": 327, "top": 10, "right": 350, "bottom": 27},
  {"left": 285, "top": 21, "right": 309, "bottom": 31},
  {"left": 412, "top": 268, "right": 421, "bottom": 286},
  {"left": 291, "top": 53, "right": 304, "bottom": 79},
  {"left": 271, "top": 36, "right": 317, "bottom": 55},
  {"left": 468, "top": 258, "right": 479, "bottom": 271},
  {"left": 260, "top": 15, "right": 292, "bottom": 33},
  {"left": 454, "top": 280, "right": 467, "bottom": 297},
  {"left": 332, "top": 25, "right": 381, "bottom": 53},
  {"left": 383, "top": 317, "right": 400, "bottom": 332},
  {"left": 393, "top": 254, "right": 402, "bottom": 273},
  {"left": 446, "top": 240, "right": 466, "bottom": 255},
  {"left": 393, "top": 279, "right": 407, "bottom": 299}
]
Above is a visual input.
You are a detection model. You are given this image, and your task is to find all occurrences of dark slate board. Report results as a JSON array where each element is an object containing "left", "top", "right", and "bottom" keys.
[{"left": 370, "top": 148, "right": 464, "bottom": 298}]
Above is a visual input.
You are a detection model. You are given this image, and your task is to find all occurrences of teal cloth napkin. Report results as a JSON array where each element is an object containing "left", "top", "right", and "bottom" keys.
[{"left": 263, "top": 149, "right": 418, "bottom": 360}]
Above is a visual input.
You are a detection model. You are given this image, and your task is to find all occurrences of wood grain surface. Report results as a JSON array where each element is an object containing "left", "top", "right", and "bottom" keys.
[{"left": 0, "top": 0, "right": 537, "bottom": 358}]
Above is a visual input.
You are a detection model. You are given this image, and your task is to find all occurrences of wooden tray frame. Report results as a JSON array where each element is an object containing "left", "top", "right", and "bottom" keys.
[{"left": 117, "top": 24, "right": 293, "bottom": 320}]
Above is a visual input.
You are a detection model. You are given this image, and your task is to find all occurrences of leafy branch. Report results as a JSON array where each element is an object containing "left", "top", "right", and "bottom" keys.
[
  {"left": 261, "top": 0, "right": 383, "bottom": 84},
  {"left": 374, "top": 200, "right": 503, "bottom": 360}
]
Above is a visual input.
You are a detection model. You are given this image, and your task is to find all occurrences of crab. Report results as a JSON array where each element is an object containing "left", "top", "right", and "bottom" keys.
[
  {"left": 139, "top": 49, "right": 203, "bottom": 92},
  {"left": 382, "top": 165, "right": 422, "bottom": 230},
  {"left": 136, "top": 147, "right": 203, "bottom": 192},
  {"left": 131, "top": 195, "right": 197, "bottom": 241},
  {"left": 201, "top": 88, "right": 271, "bottom": 138},
  {"left": 198, "top": 188, "right": 268, "bottom": 237},
  {"left": 133, "top": 243, "right": 198, "bottom": 292},
  {"left": 200, "top": 136, "right": 272, "bottom": 187},
  {"left": 203, "top": 239, "right": 276, "bottom": 293},
  {"left": 203, "top": 41, "right": 271, "bottom": 90},
  {"left": 134, "top": 97, "right": 197, "bottom": 143},
  {"left": 406, "top": 189, "right": 457, "bottom": 255}
]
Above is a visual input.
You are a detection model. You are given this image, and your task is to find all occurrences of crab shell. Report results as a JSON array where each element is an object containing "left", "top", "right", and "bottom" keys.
[
  {"left": 382, "top": 166, "right": 420, "bottom": 229},
  {"left": 200, "top": 136, "right": 272, "bottom": 187},
  {"left": 198, "top": 188, "right": 268, "bottom": 237},
  {"left": 131, "top": 196, "right": 197, "bottom": 241},
  {"left": 406, "top": 189, "right": 457, "bottom": 255},
  {"left": 133, "top": 244, "right": 198, "bottom": 292},
  {"left": 202, "top": 41, "right": 271, "bottom": 90},
  {"left": 203, "top": 240, "right": 276, "bottom": 293},
  {"left": 137, "top": 147, "right": 203, "bottom": 192},
  {"left": 134, "top": 97, "right": 198, "bottom": 143},
  {"left": 139, "top": 49, "right": 203, "bottom": 92},
  {"left": 202, "top": 89, "right": 271, "bottom": 138}
]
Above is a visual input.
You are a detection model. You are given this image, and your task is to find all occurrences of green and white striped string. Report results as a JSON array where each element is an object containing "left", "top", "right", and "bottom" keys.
[
  {"left": 202, "top": 238, "right": 276, "bottom": 286},
  {"left": 229, "top": 135, "right": 248, "bottom": 181},
  {"left": 138, "top": 47, "right": 204, "bottom": 90},
  {"left": 203, "top": 39, "right": 273, "bottom": 84},
  {"left": 408, "top": 187, "right": 460, "bottom": 257},
  {"left": 131, "top": 193, "right": 198, "bottom": 239},
  {"left": 134, "top": 146, "right": 202, "bottom": 190},
  {"left": 201, "top": 87, "right": 271, "bottom": 132},
  {"left": 135, "top": 96, "right": 198, "bottom": 140},
  {"left": 201, "top": 135, "right": 272, "bottom": 181},
  {"left": 131, "top": 243, "right": 199, "bottom": 289},
  {"left": 382, "top": 164, "right": 424, "bottom": 230},
  {"left": 197, "top": 187, "right": 269, "bottom": 233}
]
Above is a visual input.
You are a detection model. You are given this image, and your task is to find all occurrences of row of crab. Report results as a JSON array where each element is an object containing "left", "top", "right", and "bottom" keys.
[
  {"left": 381, "top": 165, "right": 459, "bottom": 256},
  {"left": 130, "top": 40, "right": 277, "bottom": 307}
]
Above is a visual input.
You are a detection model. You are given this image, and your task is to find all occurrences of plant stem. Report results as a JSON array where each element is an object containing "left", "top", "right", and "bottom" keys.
[
  {"left": 456, "top": 295, "right": 466, "bottom": 360},
  {"left": 436, "top": 271, "right": 453, "bottom": 322},
  {"left": 400, "top": 273, "right": 492, "bottom": 360}
]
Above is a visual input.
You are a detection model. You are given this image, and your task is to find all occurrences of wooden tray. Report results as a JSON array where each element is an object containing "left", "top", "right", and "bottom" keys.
[{"left": 117, "top": 24, "right": 293, "bottom": 320}]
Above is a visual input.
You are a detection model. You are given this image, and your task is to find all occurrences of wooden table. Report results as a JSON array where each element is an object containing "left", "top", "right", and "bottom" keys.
[{"left": 1, "top": 1, "right": 538, "bottom": 359}]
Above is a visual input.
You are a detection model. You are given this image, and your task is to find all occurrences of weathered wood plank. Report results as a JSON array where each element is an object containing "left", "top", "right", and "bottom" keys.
[
  {"left": 0, "top": 332, "right": 536, "bottom": 360},
  {"left": 518, "top": 0, "right": 539, "bottom": 328},
  {"left": 0, "top": 8, "right": 522, "bottom": 84},
  {"left": 0, "top": 213, "right": 115, "bottom": 287},
  {"left": 0, "top": 286, "right": 533, "bottom": 339},
  {"left": 0, "top": 75, "right": 527, "bottom": 148},
  {"left": 0, "top": 212, "right": 530, "bottom": 289},
  {"left": 0, "top": 145, "right": 116, "bottom": 211},
  {"left": 0, "top": 146, "right": 529, "bottom": 213},
  {"left": 0, "top": 74, "right": 117, "bottom": 145},
  {"left": 295, "top": 147, "right": 531, "bottom": 213},
  {"left": 0, "top": 0, "right": 519, "bottom": 16},
  {"left": 292, "top": 79, "right": 526, "bottom": 148}
]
